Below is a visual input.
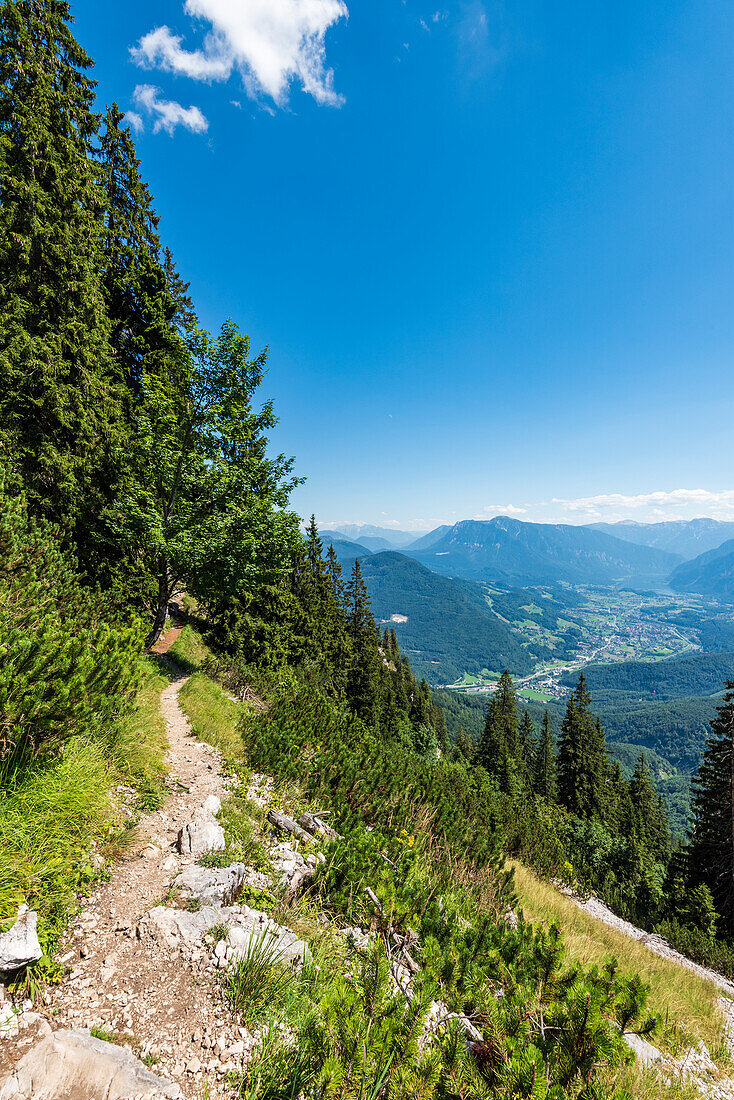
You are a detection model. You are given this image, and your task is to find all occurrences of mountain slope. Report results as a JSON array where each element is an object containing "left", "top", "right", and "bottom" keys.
[
  {"left": 404, "top": 525, "right": 453, "bottom": 551},
  {"left": 669, "top": 540, "right": 734, "bottom": 601},
  {"left": 589, "top": 519, "right": 734, "bottom": 561},
  {"left": 559, "top": 651, "right": 734, "bottom": 701},
  {"left": 359, "top": 551, "right": 533, "bottom": 682},
  {"left": 407, "top": 516, "right": 680, "bottom": 586}
]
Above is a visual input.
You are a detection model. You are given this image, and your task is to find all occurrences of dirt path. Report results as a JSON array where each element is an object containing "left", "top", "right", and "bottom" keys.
[{"left": 7, "top": 633, "right": 247, "bottom": 1098}]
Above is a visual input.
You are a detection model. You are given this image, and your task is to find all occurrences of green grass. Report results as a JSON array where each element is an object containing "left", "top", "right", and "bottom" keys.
[
  {"left": 512, "top": 862, "right": 727, "bottom": 1058},
  {"left": 90, "top": 1025, "right": 119, "bottom": 1044},
  {"left": 223, "top": 930, "right": 297, "bottom": 1026},
  {"left": 108, "top": 656, "right": 170, "bottom": 810},
  {"left": 0, "top": 657, "right": 171, "bottom": 951},
  {"left": 167, "top": 624, "right": 213, "bottom": 673},
  {"left": 178, "top": 670, "right": 242, "bottom": 766}
]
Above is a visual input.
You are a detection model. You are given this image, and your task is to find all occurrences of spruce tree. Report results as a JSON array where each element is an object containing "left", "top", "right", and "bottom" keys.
[
  {"left": 97, "top": 103, "right": 180, "bottom": 400},
  {"left": 346, "top": 559, "right": 380, "bottom": 726},
  {"left": 688, "top": 684, "right": 734, "bottom": 930},
  {"left": 518, "top": 710, "right": 535, "bottom": 782},
  {"left": 162, "top": 246, "right": 197, "bottom": 333},
  {"left": 557, "top": 674, "right": 607, "bottom": 819},
  {"left": 533, "top": 710, "right": 558, "bottom": 801},
  {"left": 475, "top": 670, "right": 519, "bottom": 790},
  {"left": 630, "top": 753, "right": 670, "bottom": 863},
  {"left": 0, "top": 0, "right": 120, "bottom": 543}
]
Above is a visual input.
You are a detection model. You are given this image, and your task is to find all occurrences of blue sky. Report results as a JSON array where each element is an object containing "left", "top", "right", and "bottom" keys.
[{"left": 73, "top": 0, "right": 734, "bottom": 531}]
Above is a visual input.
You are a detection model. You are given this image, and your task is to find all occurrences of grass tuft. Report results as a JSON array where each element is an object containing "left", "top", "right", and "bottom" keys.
[
  {"left": 223, "top": 930, "right": 297, "bottom": 1026},
  {"left": 178, "top": 669, "right": 242, "bottom": 765}
]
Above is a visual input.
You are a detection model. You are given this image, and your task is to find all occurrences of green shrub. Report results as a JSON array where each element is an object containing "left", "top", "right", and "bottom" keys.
[{"left": 0, "top": 485, "right": 141, "bottom": 764}]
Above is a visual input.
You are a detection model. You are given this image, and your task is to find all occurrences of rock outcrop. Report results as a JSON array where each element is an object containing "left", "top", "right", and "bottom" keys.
[{"left": 0, "top": 1027, "right": 183, "bottom": 1100}]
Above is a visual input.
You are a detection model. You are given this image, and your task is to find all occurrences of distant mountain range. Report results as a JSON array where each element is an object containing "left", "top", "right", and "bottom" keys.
[
  {"left": 318, "top": 531, "right": 372, "bottom": 570},
  {"left": 588, "top": 518, "right": 734, "bottom": 561},
  {"left": 406, "top": 516, "right": 679, "bottom": 587},
  {"left": 326, "top": 524, "right": 416, "bottom": 548},
  {"left": 669, "top": 539, "right": 734, "bottom": 601}
]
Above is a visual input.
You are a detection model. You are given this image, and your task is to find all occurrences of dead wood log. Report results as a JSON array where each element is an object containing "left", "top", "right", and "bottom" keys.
[{"left": 267, "top": 809, "right": 313, "bottom": 842}]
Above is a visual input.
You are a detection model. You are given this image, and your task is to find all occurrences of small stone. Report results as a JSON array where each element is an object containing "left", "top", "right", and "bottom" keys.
[{"left": 186, "top": 1057, "right": 202, "bottom": 1074}]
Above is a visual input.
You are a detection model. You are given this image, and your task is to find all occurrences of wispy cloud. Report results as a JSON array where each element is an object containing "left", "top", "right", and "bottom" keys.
[
  {"left": 548, "top": 489, "right": 734, "bottom": 523},
  {"left": 481, "top": 503, "right": 528, "bottom": 517},
  {"left": 124, "top": 110, "right": 144, "bottom": 134},
  {"left": 131, "top": 0, "right": 348, "bottom": 108},
  {"left": 132, "top": 85, "right": 209, "bottom": 135}
]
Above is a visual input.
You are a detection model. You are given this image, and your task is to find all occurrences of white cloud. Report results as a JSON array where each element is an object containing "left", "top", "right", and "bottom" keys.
[
  {"left": 132, "top": 85, "right": 209, "bottom": 135},
  {"left": 131, "top": 0, "right": 348, "bottom": 108},
  {"left": 482, "top": 503, "right": 528, "bottom": 518},
  {"left": 548, "top": 489, "right": 734, "bottom": 523},
  {"left": 125, "top": 110, "right": 144, "bottom": 134},
  {"left": 131, "top": 26, "right": 232, "bottom": 81}
]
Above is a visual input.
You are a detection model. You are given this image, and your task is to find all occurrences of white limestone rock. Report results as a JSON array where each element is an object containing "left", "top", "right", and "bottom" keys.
[
  {"left": 0, "top": 1028, "right": 182, "bottom": 1099},
  {"left": 173, "top": 863, "right": 247, "bottom": 907},
  {"left": 177, "top": 820, "right": 225, "bottom": 858},
  {"left": 0, "top": 912, "right": 42, "bottom": 975}
]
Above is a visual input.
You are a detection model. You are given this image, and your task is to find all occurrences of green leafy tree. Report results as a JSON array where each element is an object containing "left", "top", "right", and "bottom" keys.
[{"left": 113, "top": 320, "right": 301, "bottom": 646}]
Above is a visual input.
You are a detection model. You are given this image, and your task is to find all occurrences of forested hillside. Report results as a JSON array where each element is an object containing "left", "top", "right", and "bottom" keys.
[
  {"left": 670, "top": 540, "right": 734, "bottom": 600},
  {"left": 559, "top": 652, "right": 734, "bottom": 701},
  {"left": 357, "top": 551, "right": 533, "bottom": 681}
]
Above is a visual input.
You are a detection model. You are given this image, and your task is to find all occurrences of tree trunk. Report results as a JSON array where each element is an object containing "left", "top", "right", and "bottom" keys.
[{"left": 145, "top": 565, "right": 170, "bottom": 649}]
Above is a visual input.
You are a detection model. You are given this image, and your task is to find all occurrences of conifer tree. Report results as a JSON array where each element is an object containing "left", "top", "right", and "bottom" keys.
[
  {"left": 476, "top": 670, "right": 519, "bottom": 790},
  {"left": 0, "top": 479, "right": 139, "bottom": 763},
  {"left": 557, "top": 674, "right": 607, "bottom": 819},
  {"left": 455, "top": 726, "right": 475, "bottom": 762},
  {"left": 162, "top": 246, "right": 197, "bottom": 333},
  {"left": 518, "top": 709, "right": 535, "bottom": 782},
  {"left": 97, "top": 103, "right": 180, "bottom": 400},
  {"left": 346, "top": 559, "right": 380, "bottom": 726},
  {"left": 630, "top": 753, "right": 670, "bottom": 863},
  {"left": 688, "top": 684, "right": 734, "bottom": 931},
  {"left": 533, "top": 710, "right": 558, "bottom": 801},
  {"left": 0, "top": 0, "right": 120, "bottom": 546}
]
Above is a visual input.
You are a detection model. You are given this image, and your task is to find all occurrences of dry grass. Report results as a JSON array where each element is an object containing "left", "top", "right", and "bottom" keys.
[{"left": 512, "top": 861, "right": 726, "bottom": 1056}]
